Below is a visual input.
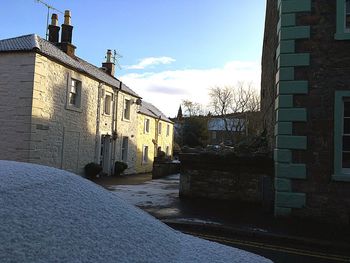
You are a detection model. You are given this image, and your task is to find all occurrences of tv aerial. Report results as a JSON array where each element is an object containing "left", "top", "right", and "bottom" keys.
[
  {"left": 35, "top": 0, "right": 64, "bottom": 40},
  {"left": 105, "top": 50, "right": 123, "bottom": 70}
]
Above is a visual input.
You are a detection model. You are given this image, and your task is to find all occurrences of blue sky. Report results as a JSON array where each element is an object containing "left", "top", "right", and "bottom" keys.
[{"left": 0, "top": 0, "right": 266, "bottom": 116}]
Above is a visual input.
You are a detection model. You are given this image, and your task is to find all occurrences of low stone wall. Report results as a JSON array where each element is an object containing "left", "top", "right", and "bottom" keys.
[
  {"left": 152, "top": 158, "right": 181, "bottom": 179},
  {"left": 179, "top": 153, "right": 274, "bottom": 207}
]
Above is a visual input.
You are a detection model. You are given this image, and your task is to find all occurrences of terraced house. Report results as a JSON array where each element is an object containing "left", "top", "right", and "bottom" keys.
[
  {"left": 0, "top": 11, "right": 141, "bottom": 175},
  {"left": 136, "top": 101, "right": 174, "bottom": 174},
  {"left": 261, "top": 0, "right": 350, "bottom": 224}
]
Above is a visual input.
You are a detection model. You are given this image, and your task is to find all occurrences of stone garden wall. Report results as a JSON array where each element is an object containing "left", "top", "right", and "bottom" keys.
[{"left": 179, "top": 153, "right": 274, "bottom": 207}]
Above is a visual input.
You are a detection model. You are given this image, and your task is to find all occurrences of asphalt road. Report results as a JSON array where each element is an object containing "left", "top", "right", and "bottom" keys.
[
  {"left": 181, "top": 230, "right": 350, "bottom": 263},
  {"left": 94, "top": 174, "right": 350, "bottom": 263}
]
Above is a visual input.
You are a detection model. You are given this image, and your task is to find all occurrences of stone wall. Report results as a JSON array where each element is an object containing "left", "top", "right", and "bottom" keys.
[
  {"left": 113, "top": 90, "right": 139, "bottom": 174},
  {"left": 31, "top": 53, "right": 100, "bottom": 174},
  {"left": 0, "top": 51, "right": 139, "bottom": 176},
  {"left": 0, "top": 53, "right": 35, "bottom": 161},
  {"left": 152, "top": 158, "right": 180, "bottom": 179},
  {"left": 179, "top": 153, "right": 274, "bottom": 206}
]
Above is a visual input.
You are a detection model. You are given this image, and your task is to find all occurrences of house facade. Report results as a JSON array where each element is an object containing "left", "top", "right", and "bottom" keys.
[
  {"left": 261, "top": 0, "right": 350, "bottom": 224},
  {"left": 136, "top": 101, "right": 174, "bottom": 173},
  {"left": 0, "top": 11, "right": 140, "bottom": 175}
]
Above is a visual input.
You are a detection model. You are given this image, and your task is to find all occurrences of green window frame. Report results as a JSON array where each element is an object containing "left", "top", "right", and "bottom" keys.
[
  {"left": 335, "top": 0, "right": 350, "bottom": 40},
  {"left": 333, "top": 91, "right": 350, "bottom": 182}
]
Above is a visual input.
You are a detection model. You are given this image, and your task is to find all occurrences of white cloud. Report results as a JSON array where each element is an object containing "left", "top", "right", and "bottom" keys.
[
  {"left": 125, "top": 57, "right": 176, "bottom": 70},
  {"left": 120, "top": 60, "right": 261, "bottom": 117}
]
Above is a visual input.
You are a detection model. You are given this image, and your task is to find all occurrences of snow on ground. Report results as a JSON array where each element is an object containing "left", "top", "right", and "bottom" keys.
[
  {"left": 0, "top": 161, "right": 272, "bottom": 263},
  {"left": 110, "top": 174, "right": 180, "bottom": 207}
]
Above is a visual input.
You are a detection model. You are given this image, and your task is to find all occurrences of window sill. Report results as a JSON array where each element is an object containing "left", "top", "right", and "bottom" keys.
[
  {"left": 335, "top": 32, "right": 350, "bottom": 40},
  {"left": 332, "top": 174, "right": 350, "bottom": 182},
  {"left": 65, "top": 105, "right": 82, "bottom": 113}
]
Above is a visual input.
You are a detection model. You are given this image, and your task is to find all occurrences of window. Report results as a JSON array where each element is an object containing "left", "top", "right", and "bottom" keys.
[
  {"left": 333, "top": 91, "right": 350, "bottom": 181},
  {"left": 121, "top": 136, "right": 128, "bottom": 162},
  {"left": 123, "top": 99, "right": 131, "bottom": 120},
  {"left": 166, "top": 146, "right": 170, "bottom": 156},
  {"left": 144, "top": 118, "right": 150, "bottom": 133},
  {"left": 335, "top": 0, "right": 350, "bottom": 39},
  {"left": 166, "top": 124, "right": 170, "bottom": 136},
  {"left": 67, "top": 77, "right": 82, "bottom": 111},
  {"left": 104, "top": 93, "right": 112, "bottom": 115},
  {"left": 158, "top": 122, "right": 162, "bottom": 135},
  {"left": 142, "top": 145, "right": 149, "bottom": 164}
]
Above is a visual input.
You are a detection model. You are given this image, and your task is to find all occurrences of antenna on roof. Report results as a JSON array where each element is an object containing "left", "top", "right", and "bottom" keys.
[
  {"left": 35, "top": 0, "right": 64, "bottom": 40},
  {"left": 105, "top": 50, "right": 123, "bottom": 70}
]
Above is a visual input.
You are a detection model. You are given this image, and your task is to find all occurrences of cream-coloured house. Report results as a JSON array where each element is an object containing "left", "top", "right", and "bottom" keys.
[
  {"left": 136, "top": 101, "right": 174, "bottom": 174},
  {"left": 0, "top": 11, "right": 141, "bottom": 175}
]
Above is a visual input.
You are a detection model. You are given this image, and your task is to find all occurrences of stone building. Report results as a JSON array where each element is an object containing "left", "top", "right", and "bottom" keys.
[
  {"left": 136, "top": 101, "right": 174, "bottom": 173},
  {"left": 261, "top": 0, "right": 350, "bottom": 224},
  {"left": 0, "top": 11, "right": 141, "bottom": 175}
]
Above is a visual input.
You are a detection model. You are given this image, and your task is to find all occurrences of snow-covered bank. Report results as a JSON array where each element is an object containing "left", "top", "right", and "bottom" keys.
[{"left": 0, "top": 161, "right": 272, "bottom": 263}]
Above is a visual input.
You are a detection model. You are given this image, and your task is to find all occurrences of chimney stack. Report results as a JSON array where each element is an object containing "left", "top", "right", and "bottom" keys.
[
  {"left": 102, "top": 49, "right": 115, "bottom": 76},
  {"left": 48, "top": 14, "right": 60, "bottom": 43},
  {"left": 59, "top": 10, "right": 76, "bottom": 57}
]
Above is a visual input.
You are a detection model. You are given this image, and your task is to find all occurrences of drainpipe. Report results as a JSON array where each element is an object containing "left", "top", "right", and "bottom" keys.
[
  {"left": 155, "top": 115, "right": 161, "bottom": 157},
  {"left": 111, "top": 81, "right": 122, "bottom": 169},
  {"left": 95, "top": 82, "right": 103, "bottom": 163}
]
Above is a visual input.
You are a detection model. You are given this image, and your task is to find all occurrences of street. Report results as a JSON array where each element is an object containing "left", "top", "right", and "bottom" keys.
[{"left": 94, "top": 173, "right": 350, "bottom": 263}]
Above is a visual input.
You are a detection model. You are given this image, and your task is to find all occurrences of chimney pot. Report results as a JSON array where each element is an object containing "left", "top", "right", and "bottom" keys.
[
  {"left": 102, "top": 49, "right": 115, "bottom": 77},
  {"left": 106, "top": 49, "right": 112, "bottom": 63},
  {"left": 51, "top": 14, "right": 58, "bottom": 26},
  {"left": 64, "top": 10, "right": 71, "bottom": 25},
  {"left": 48, "top": 13, "right": 60, "bottom": 43},
  {"left": 59, "top": 10, "right": 76, "bottom": 57}
]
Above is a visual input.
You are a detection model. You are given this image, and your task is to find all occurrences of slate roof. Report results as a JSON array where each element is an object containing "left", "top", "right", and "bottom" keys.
[
  {"left": 0, "top": 34, "right": 139, "bottom": 98},
  {"left": 139, "top": 101, "right": 173, "bottom": 123}
]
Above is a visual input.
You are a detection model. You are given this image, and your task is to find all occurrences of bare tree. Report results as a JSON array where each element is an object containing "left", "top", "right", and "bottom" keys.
[
  {"left": 182, "top": 100, "right": 204, "bottom": 116},
  {"left": 208, "top": 82, "right": 260, "bottom": 145}
]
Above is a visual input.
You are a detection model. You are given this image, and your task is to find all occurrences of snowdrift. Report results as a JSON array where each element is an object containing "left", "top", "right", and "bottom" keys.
[{"left": 0, "top": 161, "right": 272, "bottom": 263}]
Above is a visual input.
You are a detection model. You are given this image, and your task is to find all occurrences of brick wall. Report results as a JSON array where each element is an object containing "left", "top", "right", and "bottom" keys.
[
  {"left": 292, "top": 1, "right": 350, "bottom": 225},
  {"left": 261, "top": 0, "right": 278, "bottom": 151}
]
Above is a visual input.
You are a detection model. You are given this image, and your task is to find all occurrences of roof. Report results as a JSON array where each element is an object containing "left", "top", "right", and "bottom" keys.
[
  {"left": 0, "top": 34, "right": 139, "bottom": 98},
  {"left": 139, "top": 101, "right": 173, "bottom": 123}
]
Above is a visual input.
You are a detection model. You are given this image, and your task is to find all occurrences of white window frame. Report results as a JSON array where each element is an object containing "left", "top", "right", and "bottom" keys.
[
  {"left": 158, "top": 122, "right": 162, "bottom": 135},
  {"left": 142, "top": 145, "right": 149, "bottom": 164},
  {"left": 166, "top": 124, "right": 170, "bottom": 136},
  {"left": 144, "top": 118, "right": 150, "bottom": 134},
  {"left": 66, "top": 73, "right": 82, "bottom": 112},
  {"left": 104, "top": 92, "right": 113, "bottom": 115},
  {"left": 123, "top": 98, "right": 131, "bottom": 120}
]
